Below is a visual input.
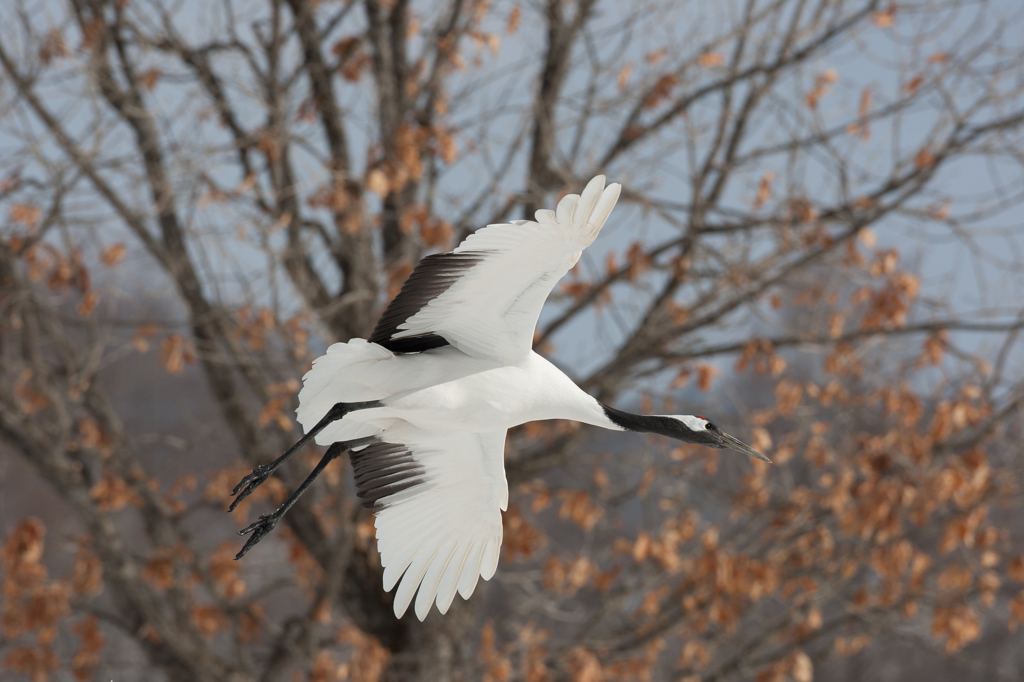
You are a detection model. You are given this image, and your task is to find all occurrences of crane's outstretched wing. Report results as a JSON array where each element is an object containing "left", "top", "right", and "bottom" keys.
[
  {"left": 355, "top": 429, "right": 508, "bottom": 620},
  {"left": 369, "top": 175, "right": 621, "bottom": 363}
]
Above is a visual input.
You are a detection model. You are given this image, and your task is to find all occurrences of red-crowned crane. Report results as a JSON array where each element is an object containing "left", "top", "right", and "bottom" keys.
[{"left": 229, "top": 176, "right": 768, "bottom": 620}]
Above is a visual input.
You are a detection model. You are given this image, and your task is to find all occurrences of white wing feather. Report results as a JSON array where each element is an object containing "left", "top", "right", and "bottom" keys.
[
  {"left": 373, "top": 429, "right": 508, "bottom": 620},
  {"left": 388, "top": 176, "right": 620, "bottom": 363}
]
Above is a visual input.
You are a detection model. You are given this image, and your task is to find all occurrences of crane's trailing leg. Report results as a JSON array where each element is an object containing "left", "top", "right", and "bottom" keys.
[
  {"left": 228, "top": 400, "right": 383, "bottom": 511},
  {"left": 233, "top": 436, "right": 379, "bottom": 560}
]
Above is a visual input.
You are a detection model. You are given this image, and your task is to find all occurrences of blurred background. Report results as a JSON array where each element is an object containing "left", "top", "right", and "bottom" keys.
[{"left": 2, "top": 0, "right": 1024, "bottom": 680}]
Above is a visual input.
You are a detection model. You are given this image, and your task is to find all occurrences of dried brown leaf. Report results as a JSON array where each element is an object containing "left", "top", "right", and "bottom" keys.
[
  {"left": 616, "top": 63, "right": 634, "bottom": 91},
  {"left": 696, "top": 364, "right": 718, "bottom": 392},
  {"left": 91, "top": 474, "right": 141, "bottom": 512},
  {"left": 644, "top": 48, "right": 667, "bottom": 65},
  {"left": 698, "top": 51, "right": 724, "bottom": 67},
  {"left": 100, "top": 243, "right": 126, "bottom": 267},
  {"left": 192, "top": 604, "right": 227, "bottom": 638},
  {"left": 71, "top": 616, "right": 105, "bottom": 681},
  {"left": 792, "top": 651, "right": 813, "bottom": 682},
  {"left": 160, "top": 334, "right": 196, "bottom": 374},
  {"left": 139, "top": 69, "right": 160, "bottom": 91},
  {"left": 9, "top": 204, "right": 41, "bottom": 228},
  {"left": 506, "top": 6, "right": 522, "bottom": 34},
  {"left": 915, "top": 147, "right": 935, "bottom": 170},
  {"left": 754, "top": 171, "right": 775, "bottom": 209},
  {"left": 567, "top": 647, "right": 603, "bottom": 682},
  {"left": 642, "top": 74, "right": 679, "bottom": 109},
  {"left": 873, "top": 6, "right": 896, "bottom": 28},
  {"left": 904, "top": 73, "right": 924, "bottom": 97},
  {"left": 3, "top": 645, "right": 60, "bottom": 681}
]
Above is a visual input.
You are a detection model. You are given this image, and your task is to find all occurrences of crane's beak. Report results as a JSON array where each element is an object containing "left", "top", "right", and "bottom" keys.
[{"left": 716, "top": 431, "right": 771, "bottom": 463}]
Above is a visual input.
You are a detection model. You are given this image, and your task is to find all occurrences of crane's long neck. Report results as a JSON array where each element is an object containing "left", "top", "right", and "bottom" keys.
[
  {"left": 558, "top": 389, "right": 683, "bottom": 439},
  {"left": 530, "top": 353, "right": 689, "bottom": 438},
  {"left": 598, "top": 403, "right": 696, "bottom": 440}
]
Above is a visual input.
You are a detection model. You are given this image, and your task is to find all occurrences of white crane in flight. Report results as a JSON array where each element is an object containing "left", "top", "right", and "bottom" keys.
[{"left": 229, "top": 175, "right": 768, "bottom": 621}]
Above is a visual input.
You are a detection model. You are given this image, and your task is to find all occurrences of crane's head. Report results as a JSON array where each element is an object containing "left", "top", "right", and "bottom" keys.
[
  {"left": 664, "top": 415, "right": 770, "bottom": 462},
  {"left": 630, "top": 411, "right": 770, "bottom": 464}
]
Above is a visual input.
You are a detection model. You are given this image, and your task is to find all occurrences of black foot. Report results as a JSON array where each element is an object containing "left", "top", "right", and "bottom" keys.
[
  {"left": 235, "top": 513, "right": 279, "bottom": 560},
  {"left": 228, "top": 463, "right": 272, "bottom": 512}
]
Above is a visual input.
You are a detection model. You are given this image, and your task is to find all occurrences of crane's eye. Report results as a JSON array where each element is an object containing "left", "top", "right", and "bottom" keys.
[{"left": 706, "top": 421, "right": 719, "bottom": 431}]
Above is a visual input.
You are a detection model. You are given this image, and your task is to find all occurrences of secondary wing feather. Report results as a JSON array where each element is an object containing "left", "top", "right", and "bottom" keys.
[
  {"left": 358, "top": 430, "right": 509, "bottom": 620},
  {"left": 369, "top": 175, "right": 621, "bottom": 363}
]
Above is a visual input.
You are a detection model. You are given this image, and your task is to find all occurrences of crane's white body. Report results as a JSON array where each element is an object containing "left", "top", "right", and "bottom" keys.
[{"left": 299, "top": 344, "right": 620, "bottom": 442}]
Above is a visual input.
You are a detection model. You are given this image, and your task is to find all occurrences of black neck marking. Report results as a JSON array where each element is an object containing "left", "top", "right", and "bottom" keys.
[{"left": 600, "top": 403, "right": 718, "bottom": 446}]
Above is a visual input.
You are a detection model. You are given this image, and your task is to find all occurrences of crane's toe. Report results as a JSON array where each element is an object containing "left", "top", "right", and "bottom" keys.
[
  {"left": 228, "top": 465, "right": 272, "bottom": 511},
  {"left": 234, "top": 513, "right": 279, "bottom": 560}
]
